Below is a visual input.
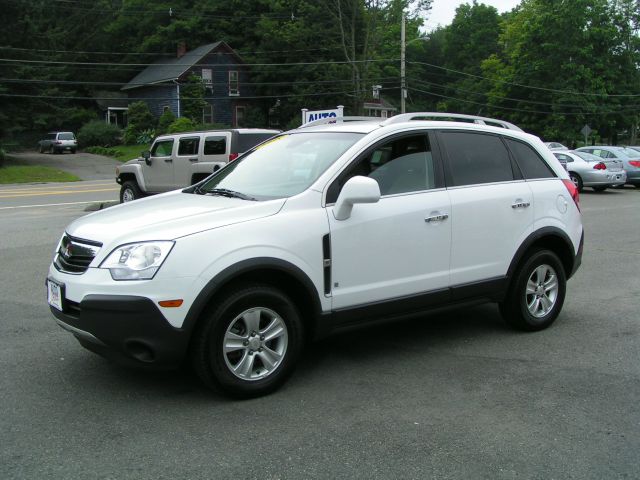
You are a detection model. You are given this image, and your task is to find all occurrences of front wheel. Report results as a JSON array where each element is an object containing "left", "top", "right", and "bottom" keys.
[
  {"left": 190, "top": 284, "right": 304, "bottom": 398},
  {"left": 500, "top": 249, "right": 567, "bottom": 331},
  {"left": 119, "top": 181, "right": 143, "bottom": 203}
]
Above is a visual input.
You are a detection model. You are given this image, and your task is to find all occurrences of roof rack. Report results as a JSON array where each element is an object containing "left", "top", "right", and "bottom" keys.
[
  {"left": 381, "top": 112, "right": 523, "bottom": 132},
  {"left": 298, "top": 116, "right": 379, "bottom": 129}
]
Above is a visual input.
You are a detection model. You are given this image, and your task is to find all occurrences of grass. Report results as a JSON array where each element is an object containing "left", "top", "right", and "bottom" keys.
[
  {"left": 0, "top": 165, "right": 80, "bottom": 184},
  {"left": 85, "top": 144, "right": 149, "bottom": 162}
]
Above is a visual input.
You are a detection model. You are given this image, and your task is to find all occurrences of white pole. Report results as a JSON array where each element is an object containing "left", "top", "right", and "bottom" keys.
[{"left": 401, "top": 11, "right": 406, "bottom": 114}]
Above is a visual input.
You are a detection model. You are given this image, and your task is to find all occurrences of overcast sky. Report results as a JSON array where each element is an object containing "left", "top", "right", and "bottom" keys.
[{"left": 424, "top": 0, "right": 522, "bottom": 31}]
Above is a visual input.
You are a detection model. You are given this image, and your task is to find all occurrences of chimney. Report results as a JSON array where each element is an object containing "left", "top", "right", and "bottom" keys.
[{"left": 177, "top": 41, "right": 186, "bottom": 58}]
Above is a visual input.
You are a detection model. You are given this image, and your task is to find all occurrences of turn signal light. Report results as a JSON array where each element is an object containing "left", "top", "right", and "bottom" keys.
[
  {"left": 562, "top": 179, "right": 580, "bottom": 211},
  {"left": 158, "top": 299, "right": 183, "bottom": 308},
  {"left": 629, "top": 160, "right": 640, "bottom": 168},
  {"left": 593, "top": 162, "right": 606, "bottom": 170}
]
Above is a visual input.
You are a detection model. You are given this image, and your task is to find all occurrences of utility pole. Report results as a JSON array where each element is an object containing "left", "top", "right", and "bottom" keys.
[{"left": 401, "top": 11, "right": 406, "bottom": 113}]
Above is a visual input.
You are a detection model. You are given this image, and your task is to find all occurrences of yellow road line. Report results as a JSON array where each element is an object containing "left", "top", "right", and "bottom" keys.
[{"left": 0, "top": 187, "right": 119, "bottom": 199}]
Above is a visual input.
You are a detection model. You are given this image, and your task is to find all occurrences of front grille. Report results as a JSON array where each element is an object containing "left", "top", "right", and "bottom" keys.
[{"left": 54, "top": 234, "right": 102, "bottom": 275}]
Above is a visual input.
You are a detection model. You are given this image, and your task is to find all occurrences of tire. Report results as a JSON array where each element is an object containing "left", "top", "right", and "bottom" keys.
[
  {"left": 119, "top": 181, "right": 143, "bottom": 203},
  {"left": 190, "top": 284, "right": 304, "bottom": 398},
  {"left": 39, "top": 144, "right": 45, "bottom": 153},
  {"left": 49, "top": 145, "right": 55, "bottom": 154},
  {"left": 71, "top": 149, "right": 76, "bottom": 154},
  {"left": 499, "top": 249, "right": 567, "bottom": 332},
  {"left": 592, "top": 185, "right": 607, "bottom": 192},
  {"left": 569, "top": 173, "right": 583, "bottom": 192}
]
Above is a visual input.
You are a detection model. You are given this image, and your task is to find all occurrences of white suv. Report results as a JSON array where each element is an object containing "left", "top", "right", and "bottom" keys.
[{"left": 47, "top": 113, "right": 583, "bottom": 398}]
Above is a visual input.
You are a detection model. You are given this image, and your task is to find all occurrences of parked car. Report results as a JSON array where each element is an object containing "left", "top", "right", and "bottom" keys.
[
  {"left": 544, "top": 142, "right": 569, "bottom": 151},
  {"left": 38, "top": 132, "right": 77, "bottom": 154},
  {"left": 627, "top": 146, "right": 640, "bottom": 154},
  {"left": 575, "top": 146, "right": 640, "bottom": 188},
  {"left": 116, "top": 128, "right": 281, "bottom": 203},
  {"left": 553, "top": 150, "right": 626, "bottom": 192},
  {"left": 47, "top": 113, "right": 583, "bottom": 398}
]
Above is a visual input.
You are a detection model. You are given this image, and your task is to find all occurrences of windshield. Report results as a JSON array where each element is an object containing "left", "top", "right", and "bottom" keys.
[{"left": 196, "top": 132, "right": 364, "bottom": 200}]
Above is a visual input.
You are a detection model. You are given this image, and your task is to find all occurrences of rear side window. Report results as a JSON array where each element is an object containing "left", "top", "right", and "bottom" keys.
[
  {"left": 440, "top": 132, "right": 514, "bottom": 186},
  {"left": 178, "top": 137, "right": 199, "bottom": 156},
  {"left": 204, "top": 136, "right": 227, "bottom": 155},
  {"left": 505, "top": 139, "right": 555, "bottom": 179},
  {"left": 235, "top": 133, "right": 275, "bottom": 153}
]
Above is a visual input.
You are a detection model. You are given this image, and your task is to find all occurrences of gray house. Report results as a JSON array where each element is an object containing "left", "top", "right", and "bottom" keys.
[{"left": 121, "top": 41, "right": 252, "bottom": 127}]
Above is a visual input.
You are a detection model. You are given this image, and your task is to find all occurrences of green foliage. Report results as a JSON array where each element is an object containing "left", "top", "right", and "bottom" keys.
[
  {"left": 123, "top": 101, "right": 155, "bottom": 144},
  {"left": 157, "top": 109, "right": 176, "bottom": 135},
  {"left": 194, "top": 122, "right": 231, "bottom": 130},
  {"left": 0, "top": 165, "right": 80, "bottom": 184},
  {"left": 77, "top": 121, "right": 122, "bottom": 147},
  {"left": 167, "top": 117, "right": 196, "bottom": 133},
  {"left": 181, "top": 76, "right": 208, "bottom": 122},
  {"left": 136, "top": 129, "right": 156, "bottom": 145},
  {"left": 85, "top": 146, "right": 118, "bottom": 157},
  {"left": 0, "top": 147, "right": 5, "bottom": 167},
  {"left": 86, "top": 144, "right": 148, "bottom": 161}
]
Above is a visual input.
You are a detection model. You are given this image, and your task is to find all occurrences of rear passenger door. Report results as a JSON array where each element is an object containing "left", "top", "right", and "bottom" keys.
[
  {"left": 438, "top": 131, "right": 534, "bottom": 288},
  {"left": 173, "top": 135, "right": 200, "bottom": 187}
]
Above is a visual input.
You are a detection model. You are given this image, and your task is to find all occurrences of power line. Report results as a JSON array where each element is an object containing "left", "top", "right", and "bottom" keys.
[
  {"left": 0, "top": 57, "right": 399, "bottom": 68},
  {"left": 408, "top": 86, "right": 639, "bottom": 116},
  {"left": 407, "top": 60, "right": 640, "bottom": 98}
]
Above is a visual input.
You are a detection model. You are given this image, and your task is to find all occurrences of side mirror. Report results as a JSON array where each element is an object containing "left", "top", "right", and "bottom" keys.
[
  {"left": 333, "top": 176, "right": 380, "bottom": 221},
  {"left": 141, "top": 150, "right": 151, "bottom": 166}
]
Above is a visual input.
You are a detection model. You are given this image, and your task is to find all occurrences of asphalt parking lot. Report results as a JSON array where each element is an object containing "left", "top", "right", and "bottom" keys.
[{"left": 1, "top": 187, "right": 639, "bottom": 479}]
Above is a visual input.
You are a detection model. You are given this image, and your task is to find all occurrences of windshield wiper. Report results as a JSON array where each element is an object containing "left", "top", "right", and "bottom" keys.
[{"left": 204, "top": 188, "right": 257, "bottom": 201}]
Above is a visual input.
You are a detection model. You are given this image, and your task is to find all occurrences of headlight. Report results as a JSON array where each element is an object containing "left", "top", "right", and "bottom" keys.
[{"left": 100, "top": 241, "right": 174, "bottom": 280}]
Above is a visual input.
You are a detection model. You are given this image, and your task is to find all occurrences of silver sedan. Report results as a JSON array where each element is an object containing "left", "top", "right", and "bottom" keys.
[{"left": 553, "top": 151, "right": 626, "bottom": 192}]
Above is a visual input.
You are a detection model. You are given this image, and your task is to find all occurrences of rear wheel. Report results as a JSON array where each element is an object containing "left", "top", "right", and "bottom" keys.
[
  {"left": 592, "top": 185, "right": 607, "bottom": 192},
  {"left": 48, "top": 145, "right": 55, "bottom": 154},
  {"left": 119, "top": 181, "right": 143, "bottom": 203},
  {"left": 569, "top": 173, "right": 583, "bottom": 192},
  {"left": 500, "top": 249, "right": 566, "bottom": 331},
  {"left": 190, "top": 284, "right": 304, "bottom": 398}
]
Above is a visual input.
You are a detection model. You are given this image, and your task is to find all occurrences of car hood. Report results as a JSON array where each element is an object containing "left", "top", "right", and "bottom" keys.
[{"left": 66, "top": 190, "right": 286, "bottom": 246}]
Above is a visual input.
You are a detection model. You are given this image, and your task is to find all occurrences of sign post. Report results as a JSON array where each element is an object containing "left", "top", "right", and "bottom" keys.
[
  {"left": 580, "top": 124, "right": 592, "bottom": 146},
  {"left": 301, "top": 105, "right": 344, "bottom": 125}
]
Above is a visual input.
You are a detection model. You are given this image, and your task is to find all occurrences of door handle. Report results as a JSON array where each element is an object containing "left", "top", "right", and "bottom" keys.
[
  {"left": 425, "top": 213, "right": 449, "bottom": 223},
  {"left": 511, "top": 201, "right": 530, "bottom": 209},
  {"left": 164, "top": 158, "right": 173, "bottom": 163},
  {"left": 189, "top": 158, "right": 198, "bottom": 162}
]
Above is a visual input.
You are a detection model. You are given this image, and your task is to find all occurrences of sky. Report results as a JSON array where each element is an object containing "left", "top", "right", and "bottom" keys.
[{"left": 424, "top": 0, "right": 522, "bottom": 31}]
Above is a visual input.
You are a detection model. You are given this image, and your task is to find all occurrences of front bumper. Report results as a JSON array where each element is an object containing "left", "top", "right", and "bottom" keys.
[{"left": 50, "top": 294, "right": 190, "bottom": 368}]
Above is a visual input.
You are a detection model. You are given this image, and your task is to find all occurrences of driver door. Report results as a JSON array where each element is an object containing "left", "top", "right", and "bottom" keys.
[{"left": 144, "top": 138, "right": 175, "bottom": 192}]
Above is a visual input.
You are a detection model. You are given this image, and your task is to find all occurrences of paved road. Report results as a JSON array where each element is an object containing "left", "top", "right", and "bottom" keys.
[
  {"left": 9, "top": 151, "right": 121, "bottom": 181},
  {"left": 0, "top": 180, "right": 119, "bottom": 210},
  {"left": 1, "top": 188, "right": 639, "bottom": 479}
]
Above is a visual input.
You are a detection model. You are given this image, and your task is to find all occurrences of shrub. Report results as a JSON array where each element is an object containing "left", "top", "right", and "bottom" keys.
[
  {"left": 85, "top": 146, "right": 118, "bottom": 157},
  {"left": 157, "top": 109, "right": 176, "bottom": 135},
  {"left": 167, "top": 117, "right": 195, "bottom": 133},
  {"left": 77, "top": 121, "right": 122, "bottom": 147},
  {"left": 127, "top": 101, "right": 155, "bottom": 132},
  {"left": 137, "top": 128, "right": 155, "bottom": 145},
  {"left": 0, "top": 147, "right": 5, "bottom": 167}
]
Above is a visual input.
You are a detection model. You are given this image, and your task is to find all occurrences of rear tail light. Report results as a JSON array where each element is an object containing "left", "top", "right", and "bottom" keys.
[
  {"left": 562, "top": 179, "right": 580, "bottom": 211},
  {"left": 629, "top": 160, "right": 640, "bottom": 168},
  {"left": 593, "top": 162, "right": 606, "bottom": 170},
  {"left": 228, "top": 153, "right": 239, "bottom": 162}
]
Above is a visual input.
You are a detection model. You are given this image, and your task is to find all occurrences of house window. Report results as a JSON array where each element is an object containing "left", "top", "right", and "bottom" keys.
[
  {"left": 236, "top": 106, "right": 246, "bottom": 127},
  {"left": 229, "top": 71, "right": 239, "bottom": 96},
  {"left": 202, "top": 69, "right": 212, "bottom": 89},
  {"left": 203, "top": 104, "right": 214, "bottom": 124}
]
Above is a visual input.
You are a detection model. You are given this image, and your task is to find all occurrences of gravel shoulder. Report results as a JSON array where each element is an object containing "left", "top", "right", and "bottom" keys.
[{"left": 8, "top": 151, "right": 121, "bottom": 181}]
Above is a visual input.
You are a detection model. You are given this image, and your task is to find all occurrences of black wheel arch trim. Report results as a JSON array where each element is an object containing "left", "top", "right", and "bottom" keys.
[
  {"left": 507, "top": 226, "right": 581, "bottom": 281},
  {"left": 182, "top": 257, "right": 323, "bottom": 335}
]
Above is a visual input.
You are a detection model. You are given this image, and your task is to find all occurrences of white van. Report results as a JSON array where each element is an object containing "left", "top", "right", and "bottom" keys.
[{"left": 116, "top": 128, "right": 280, "bottom": 202}]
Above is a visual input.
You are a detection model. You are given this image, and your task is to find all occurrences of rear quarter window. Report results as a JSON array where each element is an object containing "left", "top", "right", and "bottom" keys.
[
  {"left": 235, "top": 133, "right": 276, "bottom": 153},
  {"left": 204, "top": 136, "right": 227, "bottom": 155},
  {"left": 505, "top": 139, "right": 555, "bottom": 179},
  {"left": 440, "top": 131, "right": 514, "bottom": 187}
]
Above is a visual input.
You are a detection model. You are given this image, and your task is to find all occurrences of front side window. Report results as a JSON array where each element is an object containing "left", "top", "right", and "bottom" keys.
[
  {"left": 197, "top": 132, "right": 363, "bottom": 200},
  {"left": 178, "top": 137, "right": 199, "bottom": 156},
  {"left": 151, "top": 139, "right": 174, "bottom": 157},
  {"left": 505, "top": 138, "right": 555, "bottom": 179},
  {"left": 440, "top": 131, "right": 514, "bottom": 186}
]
